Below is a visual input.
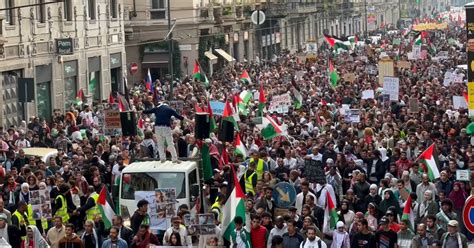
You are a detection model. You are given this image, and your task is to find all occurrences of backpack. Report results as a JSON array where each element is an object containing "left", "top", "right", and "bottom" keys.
[
  {"left": 301, "top": 239, "right": 322, "bottom": 248},
  {"left": 315, "top": 185, "right": 326, "bottom": 199}
]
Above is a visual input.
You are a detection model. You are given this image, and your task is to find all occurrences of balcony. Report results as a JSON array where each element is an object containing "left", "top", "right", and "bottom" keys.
[
  {"left": 287, "top": 2, "right": 324, "bottom": 15},
  {"left": 262, "top": 2, "right": 288, "bottom": 18}
]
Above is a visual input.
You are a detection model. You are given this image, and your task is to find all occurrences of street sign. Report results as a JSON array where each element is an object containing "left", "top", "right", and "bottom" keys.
[
  {"left": 129, "top": 63, "right": 138, "bottom": 75},
  {"left": 463, "top": 195, "right": 474, "bottom": 233},
  {"left": 56, "top": 38, "right": 74, "bottom": 55},
  {"left": 272, "top": 182, "right": 296, "bottom": 209},
  {"left": 251, "top": 10, "right": 265, "bottom": 25}
]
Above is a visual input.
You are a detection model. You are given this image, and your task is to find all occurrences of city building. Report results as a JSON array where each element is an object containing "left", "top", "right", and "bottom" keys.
[
  {"left": 123, "top": 0, "right": 257, "bottom": 83},
  {"left": 0, "top": 0, "right": 126, "bottom": 127}
]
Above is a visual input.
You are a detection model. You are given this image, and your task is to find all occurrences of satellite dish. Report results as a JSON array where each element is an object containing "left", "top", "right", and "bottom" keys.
[{"left": 251, "top": 10, "right": 265, "bottom": 25}]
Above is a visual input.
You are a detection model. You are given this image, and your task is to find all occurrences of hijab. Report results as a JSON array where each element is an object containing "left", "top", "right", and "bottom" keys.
[
  {"left": 448, "top": 182, "right": 468, "bottom": 209},
  {"left": 379, "top": 190, "right": 401, "bottom": 215}
]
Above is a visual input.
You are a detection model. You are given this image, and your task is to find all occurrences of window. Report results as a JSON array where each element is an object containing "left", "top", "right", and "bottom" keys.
[
  {"left": 188, "top": 169, "right": 198, "bottom": 209},
  {"left": 37, "top": 0, "right": 46, "bottom": 23},
  {"left": 110, "top": 0, "right": 117, "bottom": 18},
  {"left": 150, "top": 0, "right": 166, "bottom": 20},
  {"left": 5, "top": 0, "right": 14, "bottom": 25},
  {"left": 88, "top": 0, "right": 96, "bottom": 20},
  {"left": 63, "top": 0, "right": 72, "bottom": 21},
  {"left": 121, "top": 172, "right": 185, "bottom": 200}
]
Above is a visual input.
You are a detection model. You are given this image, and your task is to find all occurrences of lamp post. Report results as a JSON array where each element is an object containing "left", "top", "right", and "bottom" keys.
[{"left": 167, "top": 0, "right": 174, "bottom": 100}]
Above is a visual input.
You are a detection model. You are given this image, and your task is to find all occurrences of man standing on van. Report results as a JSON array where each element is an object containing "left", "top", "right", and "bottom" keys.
[{"left": 142, "top": 101, "right": 188, "bottom": 163}]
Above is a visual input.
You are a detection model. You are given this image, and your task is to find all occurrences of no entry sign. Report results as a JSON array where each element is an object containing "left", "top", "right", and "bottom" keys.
[
  {"left": 463, "top": 195, "right": 474, "bottom": 233},
  {"left": 129, "top": 63, "right": 138, "bottom": 75}
]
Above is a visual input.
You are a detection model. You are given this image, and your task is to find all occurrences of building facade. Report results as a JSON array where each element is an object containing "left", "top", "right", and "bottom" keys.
[
  {"left": 123, "top": 0, "right": 257, "bottom": 83},
  {"left": 0, "top": 0, "right": 126, "bottom": 127}
]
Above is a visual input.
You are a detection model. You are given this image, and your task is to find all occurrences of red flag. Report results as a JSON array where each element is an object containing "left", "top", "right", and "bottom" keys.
[
  {"left": 108, "top": 92, "right": 115, "bottom": 104},
  {"left": 222, "top": 100, "right": 233, "bottom": 118},
  {"left": 195, "top": 102, "right": 204, "bottom": 113},
  {"left": 138, "top": 118, "right": 144, "bottom": 129},
  {"left": 464, "top": 91, "right": 469, "bottom": 104},
  {"left": 221, "top": 147, "right": 229, "bottom": 165}
]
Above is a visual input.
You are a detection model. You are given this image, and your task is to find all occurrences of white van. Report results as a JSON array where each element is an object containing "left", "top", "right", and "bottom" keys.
[{"left": 118, "top": 160, "right": 201, "bottom": 218}]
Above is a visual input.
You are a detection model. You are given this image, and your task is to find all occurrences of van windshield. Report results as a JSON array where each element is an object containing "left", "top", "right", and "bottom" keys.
[{"left": 121, "top": 172, "right": 185, "bottom": 199}]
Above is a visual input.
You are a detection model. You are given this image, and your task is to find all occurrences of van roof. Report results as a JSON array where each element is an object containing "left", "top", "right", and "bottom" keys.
[{"left": 122, "top": 160, "right": 198, "bottom": 173}]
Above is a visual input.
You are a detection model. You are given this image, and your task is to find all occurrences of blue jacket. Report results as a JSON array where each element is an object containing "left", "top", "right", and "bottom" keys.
[
  {"left": 143, "top": 104, "right": 183, "bottom": 127},
  {"left": 101, "top": 238, "right": 128, "bottom": 248}
]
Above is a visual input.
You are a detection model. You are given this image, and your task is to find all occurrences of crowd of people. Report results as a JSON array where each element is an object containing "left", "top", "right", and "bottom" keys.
[{"left": 0, "top": 9, "right": 472, "bottom": 248}]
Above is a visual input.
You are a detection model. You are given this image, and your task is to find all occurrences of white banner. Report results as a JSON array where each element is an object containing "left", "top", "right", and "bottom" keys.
[{"left": 268, "top": 93, "right": 292, "bottom": 113}]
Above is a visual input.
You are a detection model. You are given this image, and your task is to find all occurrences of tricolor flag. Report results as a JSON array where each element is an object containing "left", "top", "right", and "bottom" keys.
[
  {"left": 201, "top": 143, "right": 213, "bottom": 182},
  {"left": 98, "top": 186, "right": 115, "bottom": 229},
  {"left": 417, "top": 143, "right": 440, "bottom": 181},
  {"left": 234, "top": 134, "right": 247, "bottom": 158},
  {"left": 222, "top": 165, "right": 246, "bottom": 241},
  {"left": 193, "top": 60, "right": 201, "bottom": 80},
  {"left": 240, "top": 70, "right": 252, "bottom": 84},
  {"left": 137, "top": 117, "right": 145, "bottom": 129},
  {"left": 195, "top": 102, "right": 205, "bottom": 113},
  {"left": 324, "top": 34, "right": 351, "bottom": 51},
  {"left": 291, "top": 88, "right": 303, "bottom": 109},
  {"left": 89, "top": 72, "right": 97, "bottom": 96},
  {"left": 145, "top": 68, "right": 153, "bottom": 92},
  {"left": 328, "top": 59, "right": 339, "bottom": 88},
  {"left": 234, "top": 95, "right": 248, "bottom": 116},
  {"left": 260, "top": 116, "right": 283, "bottom": 140},
  {"left": 322, "top": 191, "right": 339, "bottom": 233},
  {"left": 414, "top": 33, "right": 422, "bottom": 46},
  {"left": 401, "top": 195, "right": 415, "bottom": 230},
  {"left": 75, "top": 88, "right": 85, "bottom": 106},
  {"left": 117, "top": 94, "right": 130, "bottom": 112},
  {"left": 239, "top": 90, "right": 253, "bottom": 105},
  {"left": 258, "top": 83, "right": 266, "bottom": 117}
]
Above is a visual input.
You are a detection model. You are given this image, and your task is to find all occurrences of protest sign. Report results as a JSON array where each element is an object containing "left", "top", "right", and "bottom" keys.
[
  {"left": 183, "top": 213, "right": 216, "bottom": 235},
  {"left": 344, "top": 109, "right": 361, "bottom": 123},
  {"left": 103, "top": 109, "right": 122, "bottom": 136},
  {"left": 210, "top": 101, "right": 225, "bottom": 116},
  {"left": 408, "top": 98, "right": 420, "bottom": 113},
  {"left": 453, "top": 96, "right": 468, "bottom": 109},
  {"left": 397, "top": 60, "right": 411, "bottom": 69},
  {"left": 343, "top": 73, "right": 356, "bottom": 83},
  {"left": 29, "top": 190, "right": 52, "bottom": 220},
  {"left": 268, "top": 93, "right": 292, "bottom": 113},
  {"left": 362, "top": 90, "right": 375, "bottom": 99},
  {"left": 452, "top": 74, "right": 464, "bottom": 83},
  {"left": 135, "top": 188, "right": 176, "bottom": 231},
  {"left": 378, "top": 58, "right": 394, "bottom": 86},
  {"left": 383, "top": 77, "right": 400, "bottom": 101},
  {"left": 443, "top": 71, "right": 453, "bottom": 86},
  {"left": 412, "top": 45, "right": 421, "bottom": 60},
  {"left": 303, "top": 160, "right": 325, "bottom": 183}
]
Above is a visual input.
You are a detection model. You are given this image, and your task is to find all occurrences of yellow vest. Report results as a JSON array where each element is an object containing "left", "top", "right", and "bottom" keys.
[
  {"left": 244, "top": 171, "right": 256, "bottom": 195},
  {"left": 27, "top": 204, "right": 49, "bottom": 231},
  {"left": 12, "top": 211, "right": 27, "bottom": 240},
  {"left": 211, "top": 201, "right": 222, "bottom": 223},
  {"left": 86, "top": 193, "right": 100, "bottom": 221},
  {"left": 55, "top": 195, "right": 69, "bottom": 223},
  {"left": 250, "top": 158, "right": 265, "bottom": 180}
]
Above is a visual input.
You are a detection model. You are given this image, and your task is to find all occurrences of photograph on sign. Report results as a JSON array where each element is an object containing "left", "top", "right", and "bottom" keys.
[
  {"left": 29, "top": 189, "right": 52, "bottom": 220},
  {"left": 183, "top": 213, "right": 216, "bottom": 235},
  {"left": 154, "top": 188, "right": 177, "bottom": 218},
  {"left": 135, "top": 191, "right": 172, "bottom": 230}
]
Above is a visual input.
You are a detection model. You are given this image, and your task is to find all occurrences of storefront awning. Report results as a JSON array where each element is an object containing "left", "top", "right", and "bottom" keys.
[
  {"left": 204, "top": 51, "right": 218, "bottom": 61},
  {"left": 142, "top": 53, "right": 169, "bottom": 66},
  {"left": 214, "top": 49, "right": 235, "bottom": 63}
]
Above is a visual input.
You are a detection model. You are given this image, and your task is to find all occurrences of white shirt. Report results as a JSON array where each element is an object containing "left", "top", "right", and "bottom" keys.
[
  {"left": 300, "top": 237, "right": 327, "bottom": 248},
  {"left": 268, "top": 225, "right": 288, "bottom": 248},
  {"left": 309, "top": 153, "right": 323, "bottom": 162},
  {"left": 284, "top": 157, "right": 298, "bottom": 170}
]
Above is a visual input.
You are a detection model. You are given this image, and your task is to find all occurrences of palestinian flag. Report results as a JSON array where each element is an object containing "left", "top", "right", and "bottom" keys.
[
  {"left": 414, "top": 33, "right": 422, "bottom": 46},
  {"left": 207, "top": 100, "right": 217, "bottom": 132},
  {"left": 234, "top": 134, "right": 247, "bottom": 158},
  {"left": 201, "top": 143, "right": 213, "bottom": 182},
  {"left": 417, "top": 143, "right": 440, "bottom": 181},
  {"left": 222, "top": 100, "right": 238, "bottom": 131},
  {"left": 260, "top": 116, "right": 283, "bottom": 140},
  {"left": 137, "top": 117, "right": 145, "bottom": 129},
  {"left": 324, "top": 34, "right": 351, "bottom": 51},
  {"left": 240, "top": 70, "right": 252, "bottom": 84},
  {"left": 108, "top": 92, "right": 115, "bottom": 104},
  {"left": 234, "top": 95, "right": 248, "bottom": 116},
  {"left": 239, "top": 90, "right": 253, "bottom": 105},
  {"left": 75, "top": 88, "right": 85, "bottom": 106},
  {"left": 193, "top": 60, "right": 201, "bottom": 80},
  {"left": 258, "top": 83, "right": 266, "bottom": 117},
  {"left": 88, "top": 72, "right": 97, "bottom": 96},
  {"left": 195, "top": 102, "right": 205, "bottom": 113},
  {"left": 322, "top": 191, "right": 339, "bottom": 233},
  {"left": 98, "top": 186, "right": 115, "bottom": 229},
  {"left": 401, "top": 195, "right": 415, "bottom": 230},
  {"left": 328, "top": 60, "right": 339, "bottom": 88},
  {"left": 291, "top": 88, "right": 303, "bottom": 109},
  {"left": 117, "top": 94, "right": 130, "bottom": 112},
  {"left": 222, "top": 165, "right": 246, "bottom": 241}
]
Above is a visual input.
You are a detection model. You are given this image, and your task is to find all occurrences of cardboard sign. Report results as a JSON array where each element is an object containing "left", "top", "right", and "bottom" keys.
[
  {"left": 378, "top": 59, "right": 394, "bottom": 86},
  {"left": 344, "top": 109, "right": 361, "bottom": 123},
  {"left": 456, "top": 170, "right": 471, "bottom": 181},
  {"left": 343, "top": 73, "right": 356, "bottom": 83},
  {"left": 383, "top": 77, "right": 400, "bottom": 101},
  {"left": 103, "top": 110, "right": 122, "bottom": 136},
  {"left": 409, "top": 98, "right": 419, "bottom": 113},
  {"left": 397, "top": 60, "right": 411, "bottom": 69}
]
